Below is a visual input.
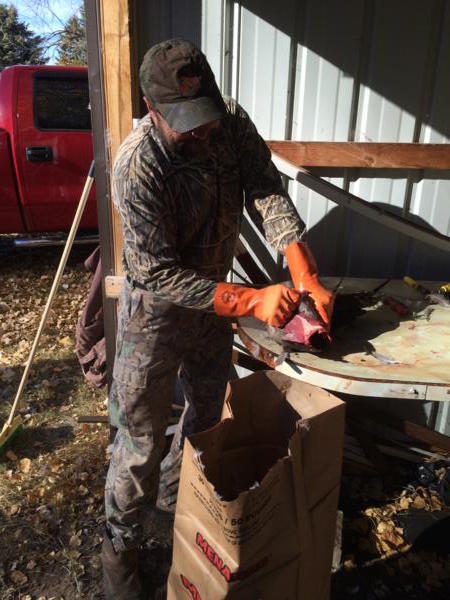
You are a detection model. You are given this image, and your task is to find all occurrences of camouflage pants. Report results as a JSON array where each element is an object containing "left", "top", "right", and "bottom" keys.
[{"left": 105, "top": 281, "right": 232, "bottom": 551}]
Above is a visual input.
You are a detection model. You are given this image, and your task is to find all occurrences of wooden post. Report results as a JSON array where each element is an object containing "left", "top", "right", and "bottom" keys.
[
  {"left": 98, "top": 0, "right": 136, "bottom": 274},
  {"left": 85, "top": 0, "right": 138, "bottom": 386}
]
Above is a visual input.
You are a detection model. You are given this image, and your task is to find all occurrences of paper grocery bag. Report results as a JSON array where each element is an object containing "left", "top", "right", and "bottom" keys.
[{"left": 167, "top": 370, "right": 345, "bottom": 600}]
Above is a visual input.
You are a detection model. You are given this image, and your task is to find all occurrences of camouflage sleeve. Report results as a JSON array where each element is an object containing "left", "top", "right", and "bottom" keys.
[
  {"left": 113, "top": 148, "right": 217, "bottom": 311},
  {"left": 230, "top": 101, "right": 306, "bottom": 252}
]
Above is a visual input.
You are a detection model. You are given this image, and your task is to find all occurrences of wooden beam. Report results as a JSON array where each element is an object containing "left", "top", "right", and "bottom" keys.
[
  {"left": 268, "top": 141, "right": 450, "bottom": 169},
  {"left": 347, "top": 420, "right": 388, "bottom": 473},
  {"left": 231, "top": 347, "right": 267, "bottom": 372},
  {"left": 348, "top": 406, "right": 450, "bottom": 453},
  {"left": 78, "top": 415, "right": 109, "bottom": 423},
  {"left": 99, "top": 0, "right": 135, "bottom": 275},
  {"left": 272, "top": 153, "right": 450, "bottom": 254}
]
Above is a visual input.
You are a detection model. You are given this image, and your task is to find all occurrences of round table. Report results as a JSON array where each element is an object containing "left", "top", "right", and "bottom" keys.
[{"left": 237, "top": 278, "right": 450, "bottom": 401}]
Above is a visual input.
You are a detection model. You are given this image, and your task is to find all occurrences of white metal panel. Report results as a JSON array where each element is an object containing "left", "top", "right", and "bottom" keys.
[
  {"left": 138, "top": 0, "right": 202, "bottom": 51},
  {"left": 237, "top": 5, "right": 291, "bottom": 139},
  {"left": 201, "top": 0, "right": 224, "bottom": 88},
  {"left": 234, "top": 4, "right": 295, "bottom": 268},
  {"left": 290, "top": 0, "right": 363, "bottom": 142},
  {"left": 354, "top": 2, "right": 434, "bottom": 144},
  {"left": 285, "top": 0, "right": 364, "bottom": 273},
  {"left": 406, "top": 3, "right": 450, "bottom": 280},
  {"left": 347, "top": 1, "right": 438, "bottom": 277},
  {"left": 140, "top": 0, "right": 448, "bottom": 266},
  {"left": 139, "top": 0, "right": 450, "bottom": 274}
]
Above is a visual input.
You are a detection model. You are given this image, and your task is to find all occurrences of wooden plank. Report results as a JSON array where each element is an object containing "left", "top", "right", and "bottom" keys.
[
  {"left": 231, "top": 347, "right": 267, "bottom": 372},
  {"left": 77, "top": 415, "right": 180, "bottom": 430},
  {"left": 349, "top": 406, "right": 450, "bottom": 453},
  {"left": 376, "top": 444, "right": 426, "bottom": 464},
  {"left": 272, "top": 153, "right": 450, "bottom": 254},
  {"left": 99, "top": 0, "right": 135, "bottom": 275},
  {"left": 347, "top": 420, "right": 388, "bottom": 473},
  {"left": 268, "top": 141, "right": 450, "bottom": 169},
  {"left": 78, "top": 415, "right": 109, "bottom": 423}
]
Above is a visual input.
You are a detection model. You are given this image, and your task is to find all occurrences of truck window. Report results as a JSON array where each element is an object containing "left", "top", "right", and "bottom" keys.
[{"left": 34, "top": 76, "right": 91, "bottom": 131}]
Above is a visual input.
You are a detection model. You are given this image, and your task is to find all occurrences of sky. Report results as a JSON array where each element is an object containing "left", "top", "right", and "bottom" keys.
[{"left": 11, "top": 0, "right": 82, "bottom": 62}]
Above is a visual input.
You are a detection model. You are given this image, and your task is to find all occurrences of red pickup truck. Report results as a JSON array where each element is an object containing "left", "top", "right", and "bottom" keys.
[{"left": 0, "top": 65, "right": 97, "bottom": 236}]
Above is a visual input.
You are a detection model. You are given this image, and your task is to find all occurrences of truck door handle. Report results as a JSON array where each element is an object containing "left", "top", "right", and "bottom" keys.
[{"left": 26, "top": 146, "right": 53, "bottom": 162}]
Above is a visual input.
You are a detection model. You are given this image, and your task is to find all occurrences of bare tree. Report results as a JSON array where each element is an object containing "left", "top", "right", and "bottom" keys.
[{"left": 17, "top": 0, "right": 83, "bottom": 60}]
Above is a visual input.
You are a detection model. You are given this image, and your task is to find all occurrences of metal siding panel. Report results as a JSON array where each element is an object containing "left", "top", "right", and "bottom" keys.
[
  {"left": 412, "top": 177, "right": 450, "bottom": 237},
  {"left": 201, "top": 0, "right": 224, "bottom": 88},
  {"left": 237, "top": 7, "right": 291, "bottom": 139},
  {"left": 137, "top": 0, "right": 450, "bottom": 282},
  {"left": 236, "top": 9, "right": 277, "bottom": 267},
  {"left": 421, "top": 2, "right": 450, "bottom": 145},
  {"left": 435, "top": 401, "right": 450, "bottom": 436},
  {"left": 234, "top": 4, "right": 295, "bottom": 271},
  {"left": 352, "top": 0, "right": 435, "bottom": 228},
  {"left": 291, "top": 0, "right": 364, "bottom": 142},
  {"left": 347, "top": 1, "right": 447, "bottom": 278},
  {"left": 355, "top": 1, "right": 435, "bottom": 144},
  {"left": 169, "top": 0, "right": 203, "bottom": 45},
  {"left": 138, "top": 1, "right": 202, "bottom": 55},
  {"left": 405, "top": 4, "right": 450, "bottom": 280},
  {"left": 237, "top": 7, "right": 257, "bottom": 115},
  {"left": 270, "top": 32, "right": 292, "bottom": 138},
  {"left": 288, "top": 0, "right": 365, "bottom": 273},
  {"left": 408, "top": 3, "right": 450, "bottom": 235}
]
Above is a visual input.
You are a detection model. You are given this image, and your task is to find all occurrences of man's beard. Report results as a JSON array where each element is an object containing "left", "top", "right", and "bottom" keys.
[
  {"left": 177, "top": 137, "right": 211, "bottom": 158},
  {"left": 153, "top": 112, "right": 214, "bottom": 158}
]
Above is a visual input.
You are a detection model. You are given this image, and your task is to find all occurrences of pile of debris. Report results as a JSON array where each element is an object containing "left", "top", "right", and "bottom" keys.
[{"left": 332, "top": 404, "right": 450, "bottom": 599}]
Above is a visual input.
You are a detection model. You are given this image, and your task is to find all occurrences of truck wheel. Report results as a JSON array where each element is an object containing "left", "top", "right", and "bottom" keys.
[{"left": 0, "top": 235, "right": 14, "bottom": 256}]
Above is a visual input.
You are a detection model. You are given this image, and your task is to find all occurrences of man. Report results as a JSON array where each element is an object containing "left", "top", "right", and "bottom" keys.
[{"left": 102, "top": 38, "right": 333, "bottom": 599}]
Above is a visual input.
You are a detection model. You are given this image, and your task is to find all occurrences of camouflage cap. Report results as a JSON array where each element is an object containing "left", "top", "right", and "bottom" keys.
[{"left": 139, "top": 38, "right": 225, "bottom": 133}]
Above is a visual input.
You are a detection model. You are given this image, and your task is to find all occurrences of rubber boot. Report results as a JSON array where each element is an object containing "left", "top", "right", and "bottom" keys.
[{"left": 101, "top": 531, "right": 143, "bottom": 600}]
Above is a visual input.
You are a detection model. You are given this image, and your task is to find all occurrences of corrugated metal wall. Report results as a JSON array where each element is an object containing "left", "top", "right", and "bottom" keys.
[
  {"left": 135, "top": 0, "right": 450, "bottom": 432},
  {"left": 199, "top": 0, "right": 450, "bottom": 281},
  {"left": 136, "top": 0, "right": 449, "bottom": 279}
]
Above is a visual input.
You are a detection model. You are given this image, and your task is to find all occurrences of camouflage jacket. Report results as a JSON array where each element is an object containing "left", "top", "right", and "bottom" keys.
[{"left": 112, "top": 98, "right": 306, "bottom": 310}]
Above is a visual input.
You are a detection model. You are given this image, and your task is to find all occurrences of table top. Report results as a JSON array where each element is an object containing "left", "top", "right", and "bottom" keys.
[{"left": 237, "top": 278, "right": 450, "bottom": 401}]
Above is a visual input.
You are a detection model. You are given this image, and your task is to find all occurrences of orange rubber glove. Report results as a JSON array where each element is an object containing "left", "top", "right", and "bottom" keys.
[
  {"left": 285, "top": 241, "right": 334, "bottom": 329},
  {"left": 213, "top": 282, "right": 302, "bottom": 328}
]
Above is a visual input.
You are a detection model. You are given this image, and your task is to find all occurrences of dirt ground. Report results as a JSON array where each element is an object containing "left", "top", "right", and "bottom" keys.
[
  {"left": 0, "top": 243, "right": 107, "bottom": 599},
  {"left": 1, "top": 242, "right": 449, "bottom": 600}
]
